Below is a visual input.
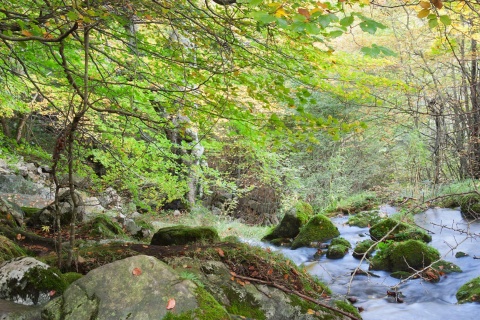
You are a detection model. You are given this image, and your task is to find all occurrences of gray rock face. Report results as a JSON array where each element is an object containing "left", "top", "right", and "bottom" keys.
[
  {"left": 0, "top": 257, "right": 55, "bottom": 306},
  {"left": 42, "top": 255, "right": 200, "bottom": 320}
]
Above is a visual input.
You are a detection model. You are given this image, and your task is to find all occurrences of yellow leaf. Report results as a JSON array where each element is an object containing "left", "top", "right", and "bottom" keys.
[
  {"left": 307, "top": 309, "right": 315, "bottom": 315},
  {"left": 417, "top": 9, "right": 430, "bottom": 18},
  {"left": 275, "top": 8, "right": 287, "bottom": 18},
  {"left": 419, "top": 1, "right": 431, "bottom": 9},
  {"left": 267, "top": 2, "right": 282, "bottom": 8},
  {"left": 359, "top": 0, "right": 370, "bottom": 4},
  {"left": 21, "top": 30, "right": 33, "bottom": 37}
]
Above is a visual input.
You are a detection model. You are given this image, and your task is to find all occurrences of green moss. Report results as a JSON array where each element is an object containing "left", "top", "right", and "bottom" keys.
[
  {"left": 291, "top": 215, "right": 339, "bottom": 249},
  {"left": 459, "top": 193, "right": 480, "bottom": 219},
  {"left": 295, "top": 201, "right": 314, "bottom": 225},
  {"left": 21, "top": 206, "right": 41, "bottom": 217},
  {"left": 151, "top": 225, "right": 219, "bottom": 246},
  {"left": 81, "top": 215, "right": 126, "bottom": 239},
  {"left": 370, "top": 218, "right": 431, "bottom": 243},
  {"left": 0, "top": 235, "right": 26, "bottom": 262},
  {"left": 334, "top": 300, "right": 361, "bottom": 319},
  {"left": 62, "top": 272, "right": 83, "bottom": 284},
  {"left": 223, "top": 286, "right": 266, "bottom": 320},
  {"left": 352, "top": 239, "right": 376, "bottom": 259},
  {"left": 326, "top": 245, "right": 348, "bottom": 259},
  {"left": 330, "top": 237, "right": 351, "bottom": 248},
  {"left": 262, "top": 201, "right": 313, "bottom": 242},
  {"left": 457, "top": 276, "right": 480, "bottom": 304},
  {"left": 348, "top": 210, "right": 383, "bottom": 228},
  {"left": 370, "top": 240, "right": 440, "bottom": 272},
  {"left": 432, "top": 260, "right": 462, "bottom": 273}
]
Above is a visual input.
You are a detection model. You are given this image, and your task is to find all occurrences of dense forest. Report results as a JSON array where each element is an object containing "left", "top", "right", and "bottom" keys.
[
  {"left": 1, "top": 1, "right": 480, "bottom": 319},
  {"left": 2, "top": 0, "right": 480, "bottom": 216}
]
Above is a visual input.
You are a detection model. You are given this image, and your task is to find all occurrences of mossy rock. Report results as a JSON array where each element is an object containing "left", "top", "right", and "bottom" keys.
[
  {"left": 370, "top": 218, "right": 431, "bottom": 243},
  {"left": 262, "top": 201, "right": 313, "bottom": 243},
  {"left": 334, "top": 300, "right": 361, "bottom": 319},
  {"left": 0, "top": 235, "right": 26, "bottom": 263},
  {"left": 81, "top": 215, "right": 125, "bottom": 238},
  {"left": 151, "top": 225, "right": 219, "bottom": 246},
  {"left": 326, "top": 244, "right": 348, "bottom": 259},
  {"left": 459, "top": 193, "right": 480, "bottom": 219},
  {"left": 455, "top": 252, "right": 469, "bottom": 258},
  {"left": 291, "top": 215, "right": 339, "bottom": 250},
  {"left": 370, "top": 240, "right": 440, "bottom": 272},
  {"left": 330, "top": 237, "right": 351, "bottom": 248},
  {"left": 352, "top": 239, "right": 376, "bottom": 259},
  {"left": 431, "top": 260, "right": 462, "bottom": 273},
  {"left": 62, "top": 272, "right": 83, "bottom": 285},
  {"left": 347, "top": 210, "right": 383, "bottom": 228},
  {"left": 457, "top": 276, "right": 480, "bottom": 304},
  {"left": 21, "top": 206, "right": 41, "bottom": 218}
]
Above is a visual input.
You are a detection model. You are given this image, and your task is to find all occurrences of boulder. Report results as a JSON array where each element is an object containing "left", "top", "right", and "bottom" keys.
[
  {"left": 326, "top": 245, "right": 349, "bottom": 259},
  {"left": 369, "top": 218, "right": 431, "bottom": 243},
  {"left": 291, "top": 215, "right": 339, "bottom": 250},
  {"left": 330, "top": 237, "right": 351, "bottom": 248},
  {"left": 0, "top": 236, "right": 26, "bottom": 263},
  {"left": 98, "top": 187, "right": 122, "bottom": 209},
  {"left": 27, "top": 190, "right": 85, "bottom": 228},
  {"left": 41, "top": 255, "right": 221, "bottom": 319},
  {"left": 370, "top": 239, "right": 440, "bottom": 272},
  {"left": 262, "top": 201, "right": 314, "bottom": 245},
  {"left": 0, "top": 257, "right": 66, "bottom": 306},
  {"left": 167, "top": 256, "right": 357, "bottom": 320},
  {"left": 456, "top": 276, "right": 480, "bottom": 304},
  {"left": 352, "top": 239, "right": 376, "bottom": 259},
  {"left": 151, "top": 225, "right": 219, "bottom": 246}
]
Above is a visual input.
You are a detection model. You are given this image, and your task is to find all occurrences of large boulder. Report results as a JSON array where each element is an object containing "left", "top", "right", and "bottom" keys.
[
  {"left": 167, "top": 256, "right": 358, "bottom": 320},
  {"left": 291, "top": 215, "right": 339, "bottom": 250},
  {"left": 262, "top": 202, "right": 314, "bottom": 245},
  {"left": 0, "top": 257, "right": 66, "bottom": 305},
  {"left": 150, "top": 225, "right": 219, "bottom": 246},
  {"left": 370, "top": 239, "right": 440, "bottom": 272},
  {"left": 352, "top": 239, "right": 376, "bottom": 259},
  {"left": 41, "top": 255, "right": 226, "bottom": 319},
  {"left": 456, "top": 276, "right": 480, "bottom": 304},
  {"left": 27, "top": 190, "right": 86, "bottom": 228},
  {"left": 369, "top": 218, "right": 431, "bottom": 243}
]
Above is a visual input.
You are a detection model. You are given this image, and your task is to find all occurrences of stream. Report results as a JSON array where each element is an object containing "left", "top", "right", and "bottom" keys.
[{"left": 248, "top": 207, "right": 480, "bottom": 320}]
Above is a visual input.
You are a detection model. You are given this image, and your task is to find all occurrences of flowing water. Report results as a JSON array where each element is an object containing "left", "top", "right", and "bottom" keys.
[{"left": 247, "top": 207, "right": 480, "bottom": 320}]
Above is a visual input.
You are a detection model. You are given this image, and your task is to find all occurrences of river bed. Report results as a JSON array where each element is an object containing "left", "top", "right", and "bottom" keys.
[{"left": 248, "top": 207, "right": 480, "bottom": 320}]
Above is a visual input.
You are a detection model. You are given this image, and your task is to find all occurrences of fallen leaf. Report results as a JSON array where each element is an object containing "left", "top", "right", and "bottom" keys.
[
  {"left": 248, "top": 266, "right": 255, "bottom": 271},
  {"left": 142, "top": 245, "right": 149, "bottom": 248},
  {"left": 166, "top": 298, "right": 176, "bottom": 310},
  {"left": 132, "top": 267, "right": 142, "bottom": 276},
  {"left": 267, "top": 269, "right": 273, "bottom": 275},
  {"left": 49, "top": 290, "right": 56, "bottom": 297},
  {"left": 16, "top": 233, "right": 22, "bottom": 240},
  {"left": 215, "top": 247, "right": 225, "bottom": 257},
  {"left": 307, "top": 309, "right": 315, "bottom": 315},
  {"left": 230, "top": 271, "right": 237, "bottom": 276}
]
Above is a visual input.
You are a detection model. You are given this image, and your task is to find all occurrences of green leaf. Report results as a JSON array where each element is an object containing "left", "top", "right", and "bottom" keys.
[
  {"left": 340, "top": 15, "right": 354, "bottom": 27},
  {"left": 359, "top": 20, "right": 386, "bottom": 34},
  {"left": 428, "top": 18, "right": 438, "bottom": 28},
  {"left": 439, "top": 15, "right": 451, "bottom": 25},
  {"left": 328, "top": 30, "right": 343, "bottom": 38},
  {"left": 317, "top": 14, "right": 332, "bottom": 28},
  {"left": 247, "top": 0, "right": 263, "bottom": 5},
  {"left": 249, "top": 11, "right": 276, "bottom": 24},
  {"left": 304, "top": 23, "right": 321, "bottom": 34}
]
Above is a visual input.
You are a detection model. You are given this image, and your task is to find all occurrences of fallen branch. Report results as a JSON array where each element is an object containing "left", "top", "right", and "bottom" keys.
[{"left": 232, "top": 273, "right": 360, "bottom": 320}]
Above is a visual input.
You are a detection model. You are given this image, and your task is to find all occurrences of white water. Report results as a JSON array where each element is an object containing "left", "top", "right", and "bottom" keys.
[{"left": 248, "top": 207, "right": 480, "bottom": 320}]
